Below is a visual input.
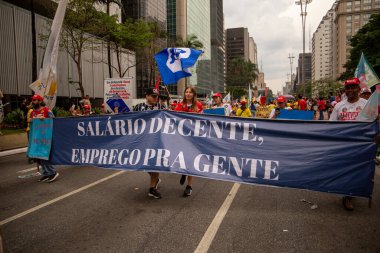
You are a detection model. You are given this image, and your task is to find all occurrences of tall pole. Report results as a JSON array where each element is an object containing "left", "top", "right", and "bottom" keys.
[
  {"left": 295, "top": 0, "right": 312, "bottom": 97},
  {"left": 288, "top": 53, "right": 294, "bottom": 93},
  {"left": 31, "top": 0, "right": 37, "bottom": 84}
]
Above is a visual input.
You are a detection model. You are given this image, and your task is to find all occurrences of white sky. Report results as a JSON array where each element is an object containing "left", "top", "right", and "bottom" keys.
[{"left": 224, "top": 0, "right": 337, "bottom": 94}]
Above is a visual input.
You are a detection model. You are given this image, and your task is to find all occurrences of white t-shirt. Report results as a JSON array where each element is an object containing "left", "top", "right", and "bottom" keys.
[{"left": 329, "top": 98, "right": 367, "bottom": 121}]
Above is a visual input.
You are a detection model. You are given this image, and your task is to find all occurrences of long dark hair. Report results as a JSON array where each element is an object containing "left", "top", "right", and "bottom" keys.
[{"left": 182, "top": 86, "right": 199, "bottom": 112}]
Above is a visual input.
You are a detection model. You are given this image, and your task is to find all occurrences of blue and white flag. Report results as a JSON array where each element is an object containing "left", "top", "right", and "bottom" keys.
[{"left": 154, "top": 48, "right": 203, "bottom": 85}]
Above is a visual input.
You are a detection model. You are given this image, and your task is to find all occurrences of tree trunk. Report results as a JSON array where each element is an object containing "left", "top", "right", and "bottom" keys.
[
  {"left": 116, "top": 46, "right": 122, "bottom": 77},
  {"left": 106, "top": 1, "right": 112, "bottom": 78},
  {"left": 77, "top": 54, "right": 84, "bottom": 98}
]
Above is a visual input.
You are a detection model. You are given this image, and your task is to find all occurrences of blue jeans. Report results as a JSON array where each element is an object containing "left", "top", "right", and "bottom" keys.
[
  {"left": 319, "top": 110, "right": 324, "bottom": 120},
  {"left": 40, "top": 160, "right": 56, "bottom": 176}
]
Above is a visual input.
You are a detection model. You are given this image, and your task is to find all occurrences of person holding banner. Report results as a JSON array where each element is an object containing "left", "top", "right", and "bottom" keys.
[
  {"left": 28, "top": 94, "right": 59, "bottom": 183},
  {"left": 133, "top": 88, "right": 165, "bottom": 199},
  {"left": 211, "top": 93, "right": 232, "bottom": 116},
  {"left": 269, "top": 96, "right": 291, "bottom": 119},
  {"left": 175, "top": 86, "right": 203, "bottom": 197},
  {"left": 329, "top": 78, "right": 368, "bottom": 211}
]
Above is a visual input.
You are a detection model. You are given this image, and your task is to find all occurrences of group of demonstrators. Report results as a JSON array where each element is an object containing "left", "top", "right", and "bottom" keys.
[
  {"left": 125, "top": 78, "right": 376, "bottom": 207},
  {"left": 24, "top": 76, "right": 377, "bottom": 211}
]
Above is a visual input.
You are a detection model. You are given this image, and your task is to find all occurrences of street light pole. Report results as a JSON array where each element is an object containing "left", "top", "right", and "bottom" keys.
[
  {"left": 295, "top": 0, "right": 312, "bottom": 97},
  {"left": 288, "top": 53, "right": 295, "bottom": 93}
]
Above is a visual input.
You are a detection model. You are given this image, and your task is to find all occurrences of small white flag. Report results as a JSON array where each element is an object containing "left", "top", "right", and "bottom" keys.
[{"left": 223, "top": 92, "right": 231, "bottom": 103}]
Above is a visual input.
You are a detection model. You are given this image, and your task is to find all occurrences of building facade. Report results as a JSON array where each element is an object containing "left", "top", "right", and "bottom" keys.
[
  {"left": 332, "top": 0, "right": 380, "bottom": 78},
  {"left": 187, "top": 0, "right": 211, "bottom": 95},
  {"left": 0, "top": 0, "right": 135, "bottom": 108},
  {"left": 297, "top": 53, "right": 312, "bottom": 87},
  {"left": 122, "top": 0, "right": 167, "bottom": 97},
  {"left": 226, "top": 27, "right": 249, "bottom": 63},
  {"left": 166, "top": 0, "right": 214, "bottom": 96},
  {"left": 312, "top": 8, "right": 334, "bottom": 81},
  {"left": 210, "top": 0, "right": 225, "bottom": 93},
  {"left": 248, "top": 37, "right": 258, "bottom": 65}
]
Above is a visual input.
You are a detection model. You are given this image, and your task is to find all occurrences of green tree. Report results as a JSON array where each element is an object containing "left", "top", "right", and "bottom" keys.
[
  {"left": 95, "top": 0, "right": 123, "bottom": 78},
  {"left": 147, "top": 22, "right": 167, "bottom": 86},
  {"left": 99, "top": 19, "right": 154, "bottom": 77},
  {"left": 311, "top": 78, "right": 342, "bottom": 98},
  {"left": 295, "top": 81, "right": 312, "bottom": 98},
  {"left": 175, "top": 34, "right": 204, "bottom": 50},
  {"left": 226, "top": 86, "right": 247, "bottom": 101},
  {"left": 226, "top": 58, "right": 259, "bottom": 88},
  {"left": 60, "top": 0, "right": 110, "bottom": 98},
  {"left": 340, "top": 12, "right": 380, "bottom": 80}
]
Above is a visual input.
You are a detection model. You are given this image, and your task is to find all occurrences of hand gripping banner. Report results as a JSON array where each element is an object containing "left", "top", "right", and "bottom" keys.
[{"left": 50, "top": 111, "right": 378, "bottom": 198}]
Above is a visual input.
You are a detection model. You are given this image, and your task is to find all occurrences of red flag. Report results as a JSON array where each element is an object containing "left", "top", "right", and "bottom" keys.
[{"left": 155, "top": 75, "right": 161, "bottom": 93}]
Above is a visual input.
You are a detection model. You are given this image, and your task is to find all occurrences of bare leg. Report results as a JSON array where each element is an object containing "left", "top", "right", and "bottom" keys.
[
  {"left": 149, "top": 172, "right": 159, "bottom": 188},
  {"left": 187, "top": 176, "right": 193, "bottom": 186}
]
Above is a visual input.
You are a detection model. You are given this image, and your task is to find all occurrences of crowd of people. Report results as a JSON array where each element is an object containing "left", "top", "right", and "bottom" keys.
[{"left": 2, "top": 77, "right": 377, "bottom": 211}]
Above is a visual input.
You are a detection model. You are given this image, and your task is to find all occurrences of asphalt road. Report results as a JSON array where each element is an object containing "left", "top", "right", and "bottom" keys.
[{"left": 0, "top": 153, "right": 379, "bottom": 253}]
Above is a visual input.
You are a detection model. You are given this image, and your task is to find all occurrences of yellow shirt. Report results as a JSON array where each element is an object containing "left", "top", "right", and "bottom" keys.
[
  {"left": 26, "top": 109, "right": 33, "bottom": 132},
  {"left": 236, "top": 108, "right": 252, "bottom": 117}
]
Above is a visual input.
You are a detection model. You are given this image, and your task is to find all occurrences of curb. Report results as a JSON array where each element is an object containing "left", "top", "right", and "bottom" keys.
[{"left": 0, "top": 147, "right": 28, "bottom": 157}]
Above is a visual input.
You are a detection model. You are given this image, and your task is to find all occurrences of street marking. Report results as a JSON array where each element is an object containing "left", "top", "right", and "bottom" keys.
[
  {"left": 194, "top": 183, "right": 241, "bottom": 253},
  {"left": 17, "top": 167, "right": 38, "bottom": 173},
  {"left": 0, "top": 147, "right": 27, "bottom": 157},
  {"left": 0, "top": 170, "right": 125, "bottom": 226}
]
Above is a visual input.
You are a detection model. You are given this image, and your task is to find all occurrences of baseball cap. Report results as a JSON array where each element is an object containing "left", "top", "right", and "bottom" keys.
[
  {"left": 32, "top": 94, "right": 43, "bottom": 101},
  {"left": 145, "top": 88, "right": 159, "bottom": 96},
  {"left": 240, "top": 100, "right": 247, "bottom": 105},
  {"left": 212, "top": 93, "right": 222, "bottom": 98},
  {"left": 277, "top": 96, "right": 286, "bottom": 103},
  {"left": 344, "top": 78, "right": 361, "bottom": 86}
]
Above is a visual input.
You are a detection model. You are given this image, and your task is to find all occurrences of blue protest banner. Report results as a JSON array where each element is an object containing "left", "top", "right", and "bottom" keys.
[
  {"left": 276, "top": 109, "right": 314, "bottom": 120},
  {"left": 203, "top": 108, "right": 226, "bottom": 116},
  {"left": 27, "top": 118, "right": 53, "bottom": 160},
  {"left": 49, "top": 111, "right": 378, "bottom": 198}
]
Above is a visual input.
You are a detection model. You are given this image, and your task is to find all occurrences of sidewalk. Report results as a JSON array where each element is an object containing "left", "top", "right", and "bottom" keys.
[{"left": 0, "top": 132, "right": 28, "bottom": 152}]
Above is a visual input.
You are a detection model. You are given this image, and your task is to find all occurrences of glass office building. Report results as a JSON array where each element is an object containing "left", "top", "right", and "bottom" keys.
[
  {"left": 187, "top": 0, "right": 211, "bottom": 95},
  {"left": 122, "top": 0, "right": 167, "bottom": 97},
  {"left": 166, "top": 0, "right": 212, "bottom": 96}
]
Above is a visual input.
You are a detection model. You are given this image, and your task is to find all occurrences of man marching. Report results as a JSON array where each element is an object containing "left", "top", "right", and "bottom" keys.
[
  {"left": 329, "top": 78, "right": 368, "bottom": 210},
  {"left": 212, "top": 93, "right": 232, "bottom": 116},
  {"left": 28, "top": 94, "right": 59, "bottom": 183},
  {"left": 133, "top": 88, "right": 165, "bottom": 199}
]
